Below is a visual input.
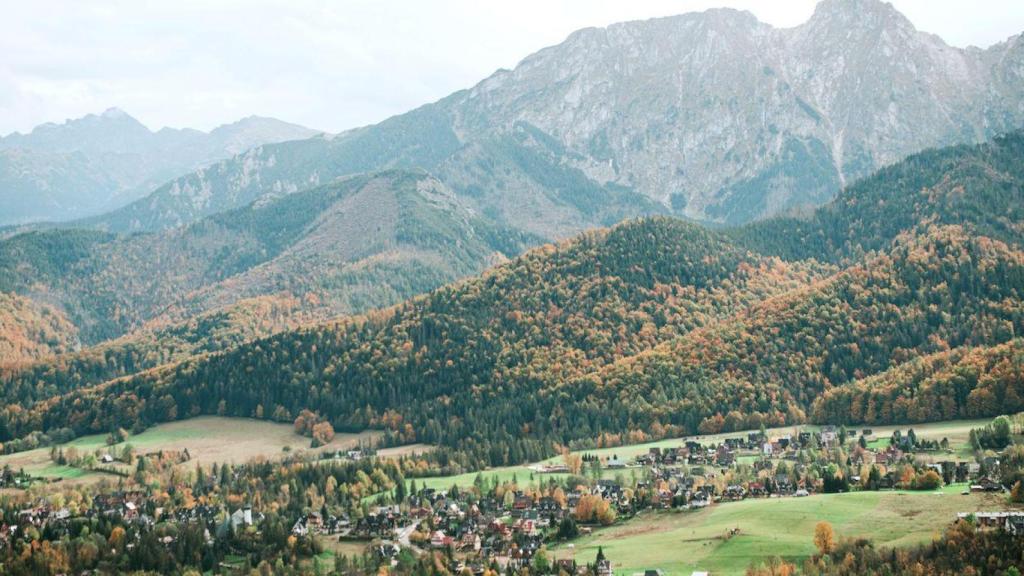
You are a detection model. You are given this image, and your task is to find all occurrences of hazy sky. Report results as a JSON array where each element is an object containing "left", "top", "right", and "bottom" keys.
[{"left": 2, "top": 0, "right": 1023, "bottom": 136}]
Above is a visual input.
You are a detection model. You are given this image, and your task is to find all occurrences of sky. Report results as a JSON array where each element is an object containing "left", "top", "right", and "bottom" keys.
[{"left": 2, "top": 0, "right": 1023, "bottom": 136}]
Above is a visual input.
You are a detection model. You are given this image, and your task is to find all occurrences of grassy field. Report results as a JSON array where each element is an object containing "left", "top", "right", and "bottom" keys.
[
  {"left": 551, "top": 487, "right": 1016, "bottom": 576},
  {"left": 408, "top": 418, "right": 994, "bottom": 493},
  {"left": 0, "top": 416, "right": 384, "bottom": 485}
]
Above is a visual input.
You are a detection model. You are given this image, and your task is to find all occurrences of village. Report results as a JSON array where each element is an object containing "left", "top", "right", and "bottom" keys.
[{"left": 1, "top": 420, "right": 1022, "bottom": 575}]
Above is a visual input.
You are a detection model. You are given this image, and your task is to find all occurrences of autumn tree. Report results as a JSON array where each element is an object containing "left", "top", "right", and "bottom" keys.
[
  {"left": 311, "top": 421, "right": 335, "bottom": 447},
  {"left": 814, "top": 521, "right": 835, "bottom": 556}
]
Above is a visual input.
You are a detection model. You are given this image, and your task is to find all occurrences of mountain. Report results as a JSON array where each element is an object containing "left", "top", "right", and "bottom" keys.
[
  {"left": 730, "top": 131, "right": 1024, "bottom": 261},
  {"left": 0, "top": 170, "right": 533, "bottom": 360},
  {"left": 0, "top": 109, "right": 319, "bottom": 225},
  {"left": 88, "top": 0, "right": 1024, "bottom": 236},
  {"left": 5, "top": 129, "right": 1021, "bottom": 466}
]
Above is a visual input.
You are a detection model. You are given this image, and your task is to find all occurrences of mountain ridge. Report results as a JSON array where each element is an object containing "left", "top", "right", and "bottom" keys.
[
  {"left": 0, "top": 109, "right": 320, "bottom": 225},
  {"left": 81, "top": 0, "right": 1024, "bottom": 238}
]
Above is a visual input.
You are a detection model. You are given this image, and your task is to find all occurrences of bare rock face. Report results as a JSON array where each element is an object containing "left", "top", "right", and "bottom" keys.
[
  {"left": 452, "top": 0, "right": 1024, "bottom": 223},
  {"left": 91, "top": 0, "right": 1024, "bottom": 233}
]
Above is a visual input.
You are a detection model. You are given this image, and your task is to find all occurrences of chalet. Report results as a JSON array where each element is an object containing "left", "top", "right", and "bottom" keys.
[
  {"left": 555, "top": 559, "right": 577, "bottom": 574},
  {"left": 537, "top": 496, "right": 560, "bottom": 514},
  {"left": 230, "top": 507, "right": 253, "bottom": 530},
  {"left": 959, "top": 511, "right": 1024, "bottom": 534},
  {"left": 376, "top": 543, "right": 401, "bottom": 563},
  {"left": 774, "top": 473, "right": 794, "bottom": 495},
  {"left": 820, "top": 426, "right": 837, "bottom": 446},
  {"left": 596, "top": 479, "right": 623, "bottom": 500},
  {"left": 970, "top": 477, "right": 1004, "bottom": 492},
  {"left": 723, "top": 485, "right": 746, "bottom": 501},
  {"left": 459, "top": 532, "right": 482, "bottom": 552},
  {"left": 689, "top": 491, "right": 711, "bottom": 508},
  {"left": 1008, "top": 515, "right": 1024, "bottom": 536},
  {"left": 431, "top": 530, "right": 454, "bottom": 548},
  {"left": 512, "top": 495, "right": 533, "bottom": 513},
  {"left": 715, "top": 448, "right": 734, "bottom": 467},
  {"left": 606, "top": 457, "right": 628, "bottom": 469},
  {"left": 542, "top": 464, "right": 569, "bottom": 474}
]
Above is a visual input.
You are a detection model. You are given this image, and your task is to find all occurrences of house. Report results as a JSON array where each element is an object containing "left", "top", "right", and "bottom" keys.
[
  {"left": 555, "top": 559, "right": 577, "bottom": 574},
  {"left": 820, "top": 428, "right": 837, "bottom": 446},
  {"left": 723, "top": 485, "right": 746, "bottom": 501},
  {"left": 459, "top": 532, "right": 481, "bottom": 552},
  {"left": 1007, "top": 515, "right": 1024, "bottom": 536},
  {"left": 230, "top": 507, "right": 253, "bottom": 530},
  {"left": 970, "top": 477, "right": 1004, "bottom": 492},
  {"left": 431, "top": 530, "right": 454, "bottom": 548},
  {"left": 606, "top": 457, "right": 628, "bottom": 469}
]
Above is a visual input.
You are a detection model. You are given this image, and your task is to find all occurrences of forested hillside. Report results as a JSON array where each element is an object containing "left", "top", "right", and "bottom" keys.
[
  {"left": 0, "top": 218, "right": 828, "bottom": 464},
  {"left": 0, "top": 293, "right": 79, "bottom": 363},
  {"left": 3, "top": 131, "right": 1024, "bottom": 472},
  {"left": 0, "top": 170, "right": 532, "bottom": 350},
  {"left": 732, "top": 131, "right": 1024, "bottom": 261},
  {"left": 812, "top": 338, "right": 1024, "bottom": 425},
  {"left": 581, "top": 225, "right": 1024, "bottom": 434}
]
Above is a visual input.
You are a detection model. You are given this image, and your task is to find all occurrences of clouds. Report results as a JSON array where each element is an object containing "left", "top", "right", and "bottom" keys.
[{"left": 1, "top": 0, "right": 1021, "bottom": 136}]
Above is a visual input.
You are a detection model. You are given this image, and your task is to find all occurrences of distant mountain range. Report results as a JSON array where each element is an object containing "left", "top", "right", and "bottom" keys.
[
  {"left": 0, "top": 108, "right": 319, "bottom": 225},
  {"left": 79, "top": 0, "right": 1024, "bottom": 237}
]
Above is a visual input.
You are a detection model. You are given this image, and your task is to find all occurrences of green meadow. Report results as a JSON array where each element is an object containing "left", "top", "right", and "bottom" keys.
[{"left": 552, "top": 488, "right": 1010, "bottom": 576}]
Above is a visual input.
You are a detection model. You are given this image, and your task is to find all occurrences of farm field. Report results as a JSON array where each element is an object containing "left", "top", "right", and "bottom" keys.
[
  {"left": 0, "top": 416, "right": 383, "bottom": 485},
  {"left": 551, "top": 488, "right": 1016, "bottom": 576}
]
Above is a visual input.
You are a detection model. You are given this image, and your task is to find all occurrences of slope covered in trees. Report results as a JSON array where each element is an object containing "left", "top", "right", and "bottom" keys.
[
  {"left": 812, "top": 338, "right": 1024, "bottom": 425},
  {"left": 576, "top": 225, "right": 1024, "bottom": 434},
  {"left": 732, "top": 131, "right": 1024, "bottom": 262},
  {"left": 0, "top": 170, "right": 532, "bottom": 346},
  {"left": 0, "top": 293, "right": 322, "bottom": 409},
  {"left": 3, "top": 130, "right": 1024, "bottom": 471},
  {"left": 0, "top": 292, "right": 79, "bottom": 363},
  {"left": 0, "top": 218, "right": 828, "bottom": 465}
]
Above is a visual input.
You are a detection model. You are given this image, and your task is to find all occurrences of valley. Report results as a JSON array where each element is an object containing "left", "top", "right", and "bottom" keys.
[{"left": 3, "top": 1, "right": 1024, "bottom": 574}]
